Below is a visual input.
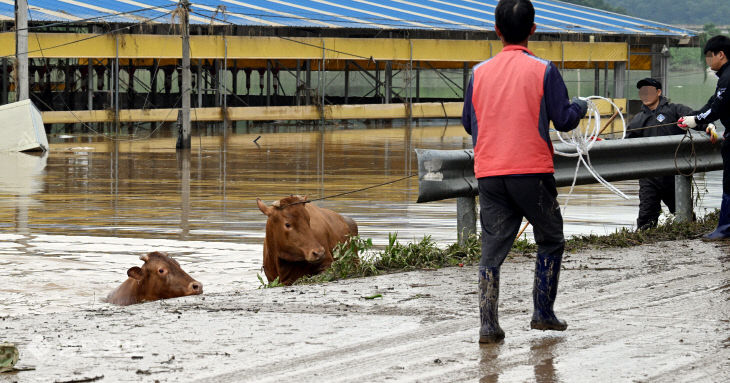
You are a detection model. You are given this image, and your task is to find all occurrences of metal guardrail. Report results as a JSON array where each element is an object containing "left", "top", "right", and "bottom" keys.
[
  {"left": 416, "top": 134, "right": 725, "bottom": 242},
  {"left": 416, "top": 134, "right": 724, "bottom": 203}
]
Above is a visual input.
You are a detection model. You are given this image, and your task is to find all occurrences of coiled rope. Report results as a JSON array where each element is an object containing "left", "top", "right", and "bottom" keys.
[{"left": 554, "top": 96, "right": 630, "bottom": 210}]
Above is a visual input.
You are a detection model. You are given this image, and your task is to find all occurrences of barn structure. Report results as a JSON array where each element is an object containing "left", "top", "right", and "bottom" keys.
[{"left": 0, "top": 0, "right": 696, "bottom": 130}]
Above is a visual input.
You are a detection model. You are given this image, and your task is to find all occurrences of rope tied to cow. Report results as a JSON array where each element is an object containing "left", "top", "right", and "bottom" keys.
[{"left": 275, "top": 174, "right": 418, "bottom": 209}]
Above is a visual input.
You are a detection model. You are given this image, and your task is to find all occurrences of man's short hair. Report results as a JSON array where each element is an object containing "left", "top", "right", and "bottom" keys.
[
  {"left": 703, "top": 35, "right": 730, "bottom": 58},
  {"left": 495, "top": 0, "right": 535, "bottom": 44}
]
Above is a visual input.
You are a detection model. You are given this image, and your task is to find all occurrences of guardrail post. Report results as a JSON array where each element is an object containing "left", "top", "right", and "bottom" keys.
[
  {"left": 674, "top": 175, "right": 693, "bottom": 222},
  {"left": 457, "top": 196, "right": 477, "bottom": 245}
]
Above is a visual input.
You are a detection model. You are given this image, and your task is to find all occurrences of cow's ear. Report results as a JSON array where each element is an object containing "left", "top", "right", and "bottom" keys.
[
  {"left": 257, "top": 198, "right": 272, "bottom": 216},
  {"left": 127, "top": 266, "right": 144, "bottom": 281}
]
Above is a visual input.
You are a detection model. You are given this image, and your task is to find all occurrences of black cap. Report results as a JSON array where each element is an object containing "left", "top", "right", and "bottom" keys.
[{"left": 636, "top": 78, "right": 662, "bottom": 90}]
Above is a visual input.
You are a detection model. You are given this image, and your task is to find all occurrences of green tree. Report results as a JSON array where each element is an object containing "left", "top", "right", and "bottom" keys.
[
  {"left": 558, "top": 0, "right": 626, "bottom": 14},
  {"left": 607, "top": 0, "right": 730, "bottom": 26}
]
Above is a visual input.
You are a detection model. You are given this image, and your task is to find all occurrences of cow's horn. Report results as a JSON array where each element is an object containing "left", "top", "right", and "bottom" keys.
[
  {"left": 140, "top": 254, "right": 150, "bottom": 262},
  {"left": 272, "top": 200, "right": 280, "bottom": 207}
]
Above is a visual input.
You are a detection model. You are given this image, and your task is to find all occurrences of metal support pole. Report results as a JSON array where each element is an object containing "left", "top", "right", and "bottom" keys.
[
  {"left": 416, "top": 62, "right": 420, "bottom": 103},
  {"left": 675, "top": 175, "right": 693, "bottom": 223},
  {"left": 594, "top": 62, "right": 600, "bottom": 97},
  {"left": 375, "top": 63, "right": 380, "bottom": 101},
  {"left": 651, "top": 44, "right": 670, "bottom": 98},
  {"left": 151, "top": 59, "right": 157, "bottom": 106},
  {"left": 613, "top": 61, "right": 626, "bottom": 99},
  {"left": 1, "top": 59, "right": 7, "bottom": 104},
  {"left": 213, "top": 59, "right": 220, "bottom": 107},
  {"left": 115, "top": 36, "right": 120, "bottom": 135},
  {"left": 344, "top": 60, "right": 349, "bottom": 104},
  {"left": 603, "top": 62, "right": 609, "bottom": 98},
  {"left": 385, "top": 60, "right": 392, "bottom": 104},
  {"left": 223, "top": 38, "right": 228, "bottom": 112},
  {"left": 295, "top": 59, "right": 301, "bottom": 106},
  {"left": 457, "top": 196, "right": 477, "bottom": 246},
  {"left": 266, "top": 60, "right": 271, "bottom": 107},
  {"left": 197, "top": 59, "right": 202, "bottom": 107},
  {"left": 15, "top": 0, "right": 28, "bottom": 101},
  {"left": 87, "top": 59, "right": 93, "bottom": 110},
  {"left": 463, "top": 61, "right": 469, "bottom": 97},
  {"left": 178, "top": 0, "right": 191, "bottom": 150},
  {"left": 305, "top": 60, "right": 311, "bottom": 105}
]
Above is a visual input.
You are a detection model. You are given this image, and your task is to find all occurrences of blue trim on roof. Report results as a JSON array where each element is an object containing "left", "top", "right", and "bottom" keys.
[{"left": 0, "top": 0, "right": 696, "bottom": 37}]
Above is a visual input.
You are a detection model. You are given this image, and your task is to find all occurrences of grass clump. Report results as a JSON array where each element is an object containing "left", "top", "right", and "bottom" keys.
[
  {"left": 565, "top": 210, "right": 719, "bottom": 252},
  {"left": 294, "top": 210, "right": 720, "bottom": 285},
  {"left": 296, "top": 233, "right": 481, "bottom": 285}
]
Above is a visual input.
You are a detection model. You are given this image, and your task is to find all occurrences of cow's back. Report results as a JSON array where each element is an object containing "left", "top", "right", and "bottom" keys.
[
  {"left": 105, "top": 278, "right": 139, "bottom": 306},
  {"left": 306, "top": 203, "right": 357, "bottom": 249}
]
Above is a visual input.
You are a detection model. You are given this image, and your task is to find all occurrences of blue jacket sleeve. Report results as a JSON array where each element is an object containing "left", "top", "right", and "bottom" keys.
[
  {"left": 462, "top": 76, "right": 475, "bottom": 136},
  {"left": 543, "top": 63, "right": 584, "bottom": 132}
]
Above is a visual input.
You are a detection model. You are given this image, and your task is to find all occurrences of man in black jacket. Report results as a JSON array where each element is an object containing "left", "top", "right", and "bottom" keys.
[
  {"left": 627, "top": 78, "right": 709, "bottom": 230},
  {"left": 679, "top": 35, "right": 730, "bottom": 240}
]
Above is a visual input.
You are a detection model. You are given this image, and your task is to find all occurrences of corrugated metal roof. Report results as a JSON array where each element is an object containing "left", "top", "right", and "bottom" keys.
[{"left": 0, "top": 0, "right": 696, "bottom": 37}]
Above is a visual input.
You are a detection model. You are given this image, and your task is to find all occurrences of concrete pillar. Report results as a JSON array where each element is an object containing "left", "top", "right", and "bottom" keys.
[
  {"left": 457, "top": 196, "right": 477, "bottom": 246},
  {"left": 675, "top": 175, "right": 693, "bottom": 223}
]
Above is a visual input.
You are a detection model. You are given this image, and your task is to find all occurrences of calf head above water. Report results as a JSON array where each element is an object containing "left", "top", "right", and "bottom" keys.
[
  {"left": 257, "top": 195, "right": 327, "bottom": 264},
  {"left": 106, "top": 251, "right": 203, "bottom": 305}
]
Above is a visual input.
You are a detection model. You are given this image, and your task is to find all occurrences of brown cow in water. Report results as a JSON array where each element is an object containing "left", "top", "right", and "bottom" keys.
[
  {"left": 257, "top": 195, "right": 358, "bottom": 285},
  {"left": 105, "top": 251, "right": 203, "bottom": 305}
]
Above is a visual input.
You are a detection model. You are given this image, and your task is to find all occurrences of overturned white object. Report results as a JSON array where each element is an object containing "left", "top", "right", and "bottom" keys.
[{"left": 0, "top": 99, "right": 49, "bottom": 152}]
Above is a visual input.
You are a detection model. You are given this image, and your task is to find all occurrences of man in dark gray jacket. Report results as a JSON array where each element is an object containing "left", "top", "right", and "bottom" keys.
[{"left": 627, "top": 78, "right": 709, "bottom": 230}]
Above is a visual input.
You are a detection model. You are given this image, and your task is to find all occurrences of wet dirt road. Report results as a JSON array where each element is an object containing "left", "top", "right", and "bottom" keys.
[{"left": 3, "top": 239, "right": 728, "bottom": 382}]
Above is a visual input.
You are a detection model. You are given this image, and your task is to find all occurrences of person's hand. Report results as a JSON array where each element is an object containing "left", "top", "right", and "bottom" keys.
[
  {"left": 706, "top": 123, "right": 719, "bottom": 144},
  {"left": 677, "top": 116, "right": 697, "bottom": 130},
  {"left": 571, "top": 96, "right": 588, "bottom": 118}
]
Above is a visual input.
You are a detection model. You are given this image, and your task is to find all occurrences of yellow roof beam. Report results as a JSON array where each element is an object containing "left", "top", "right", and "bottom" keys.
[{"left": 0, "top": 33, "right": 627, "bottom": 63}]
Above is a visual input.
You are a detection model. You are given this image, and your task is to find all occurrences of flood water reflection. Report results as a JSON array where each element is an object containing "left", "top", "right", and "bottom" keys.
[{"left": 0, "top": 122, "right": 724, "bottom": 316}]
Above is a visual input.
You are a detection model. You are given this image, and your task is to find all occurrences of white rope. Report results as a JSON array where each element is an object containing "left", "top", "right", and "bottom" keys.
[{"left": 553, "top": 96, "right": 630, "bottom": 211}]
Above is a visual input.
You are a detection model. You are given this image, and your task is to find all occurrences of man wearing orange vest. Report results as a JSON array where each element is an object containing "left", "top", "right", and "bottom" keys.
[{"left": 462, "top": 0, "right": 588, "bottom": 343}]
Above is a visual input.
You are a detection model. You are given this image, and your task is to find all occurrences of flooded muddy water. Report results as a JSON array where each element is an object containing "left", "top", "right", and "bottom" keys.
[{"left": 0, "top": 123, "right": 724, "bottom": 317}]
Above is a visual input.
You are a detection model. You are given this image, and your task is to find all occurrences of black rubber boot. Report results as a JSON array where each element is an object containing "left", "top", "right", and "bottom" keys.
[
  {"left": 479, "top": 267, "right": 505, "bottom": 343},
  {"left": 530, "top": 253, "right": 568, "bottom": 331},
  {"left": 702, "top": 193, "right": 730, "bottom": 241}
]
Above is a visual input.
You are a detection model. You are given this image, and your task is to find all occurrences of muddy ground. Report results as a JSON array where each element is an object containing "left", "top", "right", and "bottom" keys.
[{"left": 2, "top": 239, "right": 729, "bottom": 382}]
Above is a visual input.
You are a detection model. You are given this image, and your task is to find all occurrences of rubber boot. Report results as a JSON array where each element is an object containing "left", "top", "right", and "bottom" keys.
[
  {"left": 530, "top": 253, "right": 568, "bottom": 331},
  {"left": 702, "top": 193, "right": 730, "bottom": 241},
  {"left": 479, "top": 267, "right": 505, "bottom": 343}
]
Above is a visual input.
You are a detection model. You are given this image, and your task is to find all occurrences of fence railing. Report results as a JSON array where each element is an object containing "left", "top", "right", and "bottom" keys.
[{"left": 416, "top": 134, "right": 725, "bottom": 243}]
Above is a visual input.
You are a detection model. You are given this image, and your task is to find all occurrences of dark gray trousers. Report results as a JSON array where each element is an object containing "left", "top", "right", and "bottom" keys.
[{"left": 478, "top": 174, "right": 565, "bottom": 268}]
